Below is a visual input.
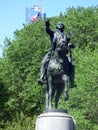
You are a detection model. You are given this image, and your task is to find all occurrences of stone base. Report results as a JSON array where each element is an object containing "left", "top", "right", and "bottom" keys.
[{"left": 36, "top": 109, "right": 76, "bottom": 130}]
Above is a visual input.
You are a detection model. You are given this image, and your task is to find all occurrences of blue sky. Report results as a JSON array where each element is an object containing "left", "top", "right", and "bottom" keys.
[{"left": 0, "top": 0, "right": 98, "bottom": 57}]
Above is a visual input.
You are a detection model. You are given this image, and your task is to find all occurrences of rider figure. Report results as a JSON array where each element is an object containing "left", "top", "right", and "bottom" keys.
[{"left": 38, "top": 20, "right": 75, "bottom": 88}]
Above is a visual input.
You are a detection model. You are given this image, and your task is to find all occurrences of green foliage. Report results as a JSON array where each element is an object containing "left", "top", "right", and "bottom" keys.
[
  {"left": 0, "top": 6, "right": 98, "bottom": 130},
  {"left": 0, "top": 112, "right": 36, "bottom": 130},
  {"left": 67, "top": 46, "right": 98, "bottom": 129}
]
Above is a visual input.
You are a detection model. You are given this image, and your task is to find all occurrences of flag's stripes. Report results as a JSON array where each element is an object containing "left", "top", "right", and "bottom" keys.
[{"left": 30, "top": 12, "right": 41, "bottom": 22}]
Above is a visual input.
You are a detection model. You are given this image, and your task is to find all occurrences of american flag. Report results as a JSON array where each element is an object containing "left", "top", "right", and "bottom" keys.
[{"left": 30, "top": 12, "right": 41, "bottom": 22}]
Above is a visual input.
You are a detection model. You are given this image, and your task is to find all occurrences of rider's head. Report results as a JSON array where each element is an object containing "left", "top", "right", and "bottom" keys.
[{"left": 56, "top": 22, "right": 65, "bottom": 32}]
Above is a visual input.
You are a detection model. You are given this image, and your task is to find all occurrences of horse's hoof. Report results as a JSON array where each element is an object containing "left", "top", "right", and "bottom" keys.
[
  {"left": 64, "top": 93, "right": 69, "bottom": 101},
  {"left": 70, "top": 83, "right": 77, "bottom": 88},
  {"left": 64, "top": 96, "right": 69, "bottom": 101}
]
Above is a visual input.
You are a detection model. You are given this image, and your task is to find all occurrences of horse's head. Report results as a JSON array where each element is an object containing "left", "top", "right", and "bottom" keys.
[{"left": 56, "top": 42, "right": 69, "bottom": 55}]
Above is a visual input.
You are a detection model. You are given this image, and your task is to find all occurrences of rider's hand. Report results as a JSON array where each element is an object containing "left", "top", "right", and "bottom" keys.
[{"left": 45, "top": 20, "right": 50, "bottom": 27}]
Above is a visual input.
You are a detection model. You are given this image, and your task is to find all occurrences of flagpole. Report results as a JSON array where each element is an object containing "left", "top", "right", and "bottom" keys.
[{"left": 40, "top": 0, "right": 42, "bottom": 18}]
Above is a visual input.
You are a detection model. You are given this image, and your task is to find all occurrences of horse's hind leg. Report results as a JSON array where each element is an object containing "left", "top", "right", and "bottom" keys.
[
  {"left": 48, "top": 75, "right": 52, "bottom": 109},
  {"left": 46, "top": 92, "right": 49, "bottom": 109},
  {"left": 62, "top": 75, "right": 69, "bottom": 101},
  {"left": 64, "top": 82, "right": 69, "bottom": 101},
  {"left": 45, "top": 84, "right": 49, "bottom": 109}
]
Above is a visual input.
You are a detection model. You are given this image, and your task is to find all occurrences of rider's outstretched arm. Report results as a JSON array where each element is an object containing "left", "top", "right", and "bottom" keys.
[{"left": 45, "top": 20, "right": 54, "bottom": 44}]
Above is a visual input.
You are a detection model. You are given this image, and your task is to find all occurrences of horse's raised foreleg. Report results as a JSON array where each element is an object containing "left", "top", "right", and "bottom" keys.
[{"left": 62, "top": 74, "right": 69, "bottom": 101}]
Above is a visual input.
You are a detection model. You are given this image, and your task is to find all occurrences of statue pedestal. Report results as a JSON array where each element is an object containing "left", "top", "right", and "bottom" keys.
[{"left": 36, "top": 109, "right": 76, "bottom": 130}]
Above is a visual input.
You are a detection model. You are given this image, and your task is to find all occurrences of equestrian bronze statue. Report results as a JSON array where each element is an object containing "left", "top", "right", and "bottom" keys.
[{"left": 38, "top": 20, "right": 75, "bottom": 109}]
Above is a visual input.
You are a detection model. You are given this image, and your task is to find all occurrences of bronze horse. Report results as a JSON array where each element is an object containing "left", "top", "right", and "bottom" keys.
[{"left": 44, "top": 42, "right": 70, "bottom": 109}]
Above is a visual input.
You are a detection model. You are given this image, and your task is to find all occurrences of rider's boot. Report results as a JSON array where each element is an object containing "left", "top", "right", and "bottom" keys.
[
  {"left": 38, "top": 66, "right": 47, "bottom": 85},
  {"left": 38, "top": 51, "right": 51, "bottom": 85},
  {"left": 38, "top": 76, "right": 44, "bottom": 85}
]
